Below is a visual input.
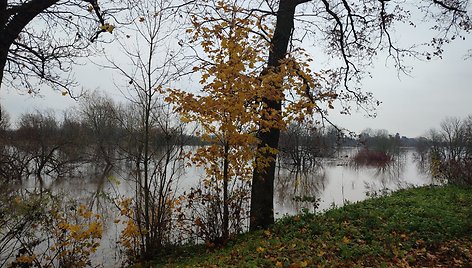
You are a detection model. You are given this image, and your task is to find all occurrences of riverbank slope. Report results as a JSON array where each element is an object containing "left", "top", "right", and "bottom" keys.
[{"left": 153, "top": 185, "right": 472, "bottom": 267}]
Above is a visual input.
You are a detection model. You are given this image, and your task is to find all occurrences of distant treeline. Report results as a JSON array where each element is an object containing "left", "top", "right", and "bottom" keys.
[
  {"left": 0, "top": 93, "right": 202, "bottom": 182},
  {"left": 2, "top": 93, "right": 470, "bottom": 186}
]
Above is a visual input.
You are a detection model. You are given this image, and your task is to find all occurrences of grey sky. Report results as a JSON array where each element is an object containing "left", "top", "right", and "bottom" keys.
[{"left": 331, "top": 43, "right": 472, "bottom": 138}]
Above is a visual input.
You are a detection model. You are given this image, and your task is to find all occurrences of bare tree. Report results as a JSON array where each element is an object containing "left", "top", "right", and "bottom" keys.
[
  {"left": 79, "top": 91, "right": 119, "bottom": 173},
  {"left": 464, "top": 115, "right": 472, "bottom": 158},
  {"left": 0, "top": 105, "right": 17, "bottom": 181},
  {"left": 15, "top": 111, "right": 64, "bottom": 182},
  {"left": 428, "top": 116, "right": 472, "bottom": 185},
  {"left": 58, "top": 109, "right": 88, "bottom": 167},
  {"left": 0, "top": 104, "right": 9, "bottom": 131},
  {"left": 440, "top": 117, "right": 467, "bottom": 160},
  {"left": 106, "top": 0, "right": 189, "bottom": 261},
  {"left": 0, "top": 0, "right": 120, "bottom": 94}
]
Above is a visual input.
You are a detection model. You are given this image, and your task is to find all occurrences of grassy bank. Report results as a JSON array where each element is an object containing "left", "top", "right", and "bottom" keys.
[{"left": 153, "top": 185, "right": 472, "bottom": 267}]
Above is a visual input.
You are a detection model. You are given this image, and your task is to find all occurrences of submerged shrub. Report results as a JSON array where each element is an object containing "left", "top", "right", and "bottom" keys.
[
  {"left": 352, "top": 149, "right": 392, "bottom": 167},
  {"left": 2, "top": 192, "right": 103, "bottom": 268}
]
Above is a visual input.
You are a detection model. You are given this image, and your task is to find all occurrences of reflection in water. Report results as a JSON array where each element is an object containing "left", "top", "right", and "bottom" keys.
[
  {"left": 349, "top": 151, "right": 409, "bottom": 194},
  {"left": 275, "top": 160, "right": 328, "bottom": 216},
  {"left": 275, "top": 148, "right": 432, "bottom": 214},
  {"left": 412, "top": 150, "right": 440, "bottom": 185}
]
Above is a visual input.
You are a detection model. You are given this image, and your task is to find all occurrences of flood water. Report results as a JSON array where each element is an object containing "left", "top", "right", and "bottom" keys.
[
  {"left": 1, "top": 147, "right": 432, "bottom": 266},
  {"left": 275, "top": 148, "right": 432, "bottom": 215}
]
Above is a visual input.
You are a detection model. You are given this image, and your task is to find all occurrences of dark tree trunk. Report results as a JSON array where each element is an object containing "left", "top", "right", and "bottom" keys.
[
  {"left": 0, "top": 44, "right": 6, "bottom": 87},
  {"left": 0, "top": 0, "right": 9, "bottom": 86},
  {"left": 250, "top": 0, "right": 308, "bottom": 231},
  {"left": 0, "top": 0, "right": 59, "bottom": 88}
]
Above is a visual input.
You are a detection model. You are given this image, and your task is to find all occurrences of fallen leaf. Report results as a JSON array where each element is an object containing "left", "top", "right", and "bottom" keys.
[{"left": 342, "top": 236, "right": 350, "bottom": 244}]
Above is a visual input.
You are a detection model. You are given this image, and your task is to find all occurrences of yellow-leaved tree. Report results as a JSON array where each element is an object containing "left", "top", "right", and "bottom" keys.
[
  {"left": 166, "top": 1, "right": 337, "bottom": 243},
  {"left": 167, "top": 3, "right": 264, "bottom": 243}
]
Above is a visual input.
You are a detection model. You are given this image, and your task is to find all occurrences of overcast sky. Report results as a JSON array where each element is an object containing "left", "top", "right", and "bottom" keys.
[
  {"left": 331, "top": 42, "right": 472, "bottom": 138},
  {"left": 1, "top": 5, "right": 471, "bottom": 138}
]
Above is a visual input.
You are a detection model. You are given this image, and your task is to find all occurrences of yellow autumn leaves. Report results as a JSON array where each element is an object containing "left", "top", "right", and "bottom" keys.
[
  {"left": 170, "top": 5, "right": 337, "bottom": 132},
  {"left": 255, "top": 240, "right": 311, "bottom": 268},
  {"left": 166, "top": 1, "right": 336, "bottom": 183},
  {"left": 12, "top": 203, "right": 103, "bottom": 267},
  {"left": 100, "top": 23, "right": 115, "bottom": 33},
  {"left": 116, "top": 198, "right": 141, "bottom": 256},
  {"left": 49, "top": 205, "right": 103, "bottom": 266},
  {"left": 166, "top": 4, "right": 267, "bottom": 182}
]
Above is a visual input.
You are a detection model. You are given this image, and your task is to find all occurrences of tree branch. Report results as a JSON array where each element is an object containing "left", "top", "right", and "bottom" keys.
[{"left": 432, "top": 0, "right": 467, "bottom": 13}]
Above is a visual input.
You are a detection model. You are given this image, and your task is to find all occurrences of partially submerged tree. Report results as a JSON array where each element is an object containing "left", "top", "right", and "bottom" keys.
[
  {"left": 428, "top": 116, "right": 472, "bottom": 185},
  {"left": 15, "top": 111, "right": 62, "bottom": 182},
  {"left": 80, "top": 91, "right": 120, "bottom": 173},
  {"left": 279, "top": 123, "right": 337, "bottom": 172}
]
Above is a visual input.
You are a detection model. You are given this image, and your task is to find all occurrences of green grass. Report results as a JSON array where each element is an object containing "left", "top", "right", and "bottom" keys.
[{"left": 150, "top": 185, "right": 472, "bottom": 267}]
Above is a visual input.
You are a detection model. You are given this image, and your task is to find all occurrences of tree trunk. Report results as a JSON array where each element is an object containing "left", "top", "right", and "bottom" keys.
[
  {"left": 222, "top": 142, "right": 229, "bottom": 241},
  {"left": 0, "top": 45, "right": 6, "bottom": 88},
  {"left": 0, "top": 0, "right": 59, "bottom": 88},
  {"left": 0, "top": 0, "right": 9, "bottom": 87},
  {"left": 250, "top": 0, "right": 304, "bottom": 231}
]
